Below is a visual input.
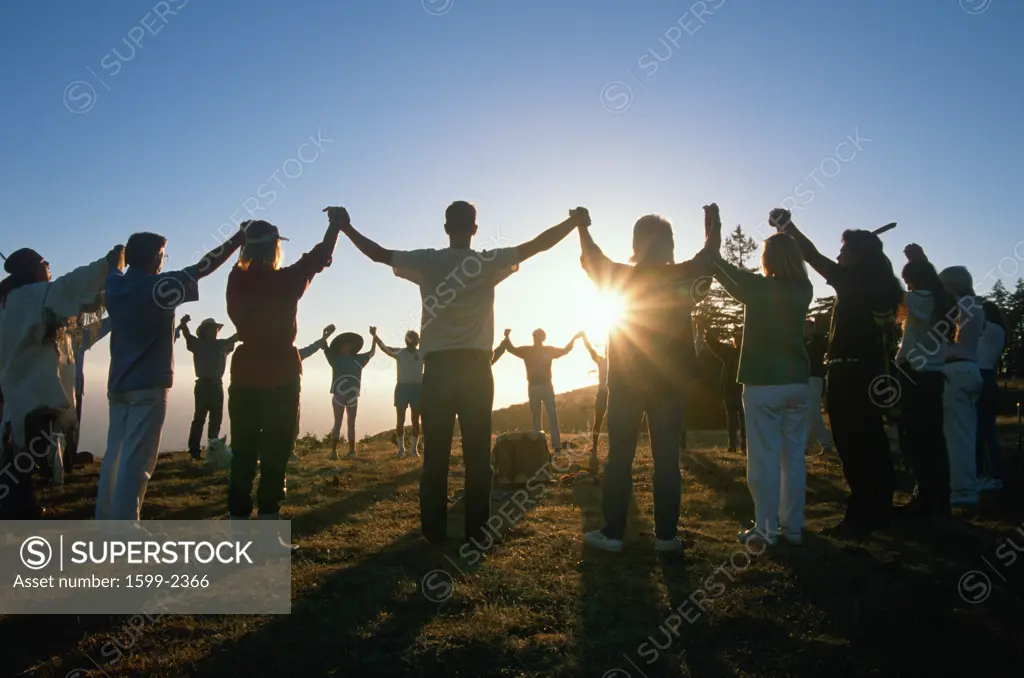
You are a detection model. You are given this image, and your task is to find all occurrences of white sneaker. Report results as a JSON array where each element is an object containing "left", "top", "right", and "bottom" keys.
[
  {"left": 654, "top": 538, "right": 683, "bottom": 553},
  {"left": 980, "top": 478, "right": 1003, "bottom": 492},
  {"left": 584, "top": 530, "right": 623, "bottom": 553}
]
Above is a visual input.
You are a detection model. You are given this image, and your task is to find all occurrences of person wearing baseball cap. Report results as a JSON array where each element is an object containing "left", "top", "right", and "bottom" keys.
[
  {"left": 0, "top": 243, "right": 123, "bottom": 519},
  {"left": 225, "top": 213, "right": 343, "bottom": 545},
  {"left": 175, "top": 315, "right": 238, "bottom": 460},
  {"left": 96, "top": 225, "right": 245, "bottom": 521}
]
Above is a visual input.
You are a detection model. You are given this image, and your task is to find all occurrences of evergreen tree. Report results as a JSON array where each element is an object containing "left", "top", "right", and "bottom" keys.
[
  {"left": 696, "top": 225, "right": 756, "bottom": 337},
  {"left": 1006, "top": 278, "right": 1024, "bottom": 377}
]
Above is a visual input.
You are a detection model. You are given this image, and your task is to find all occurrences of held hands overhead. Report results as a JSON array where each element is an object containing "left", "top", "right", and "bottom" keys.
[
  {"left": 323, "top": 324, "right": 336, "bottom": 341},
  {"left": 904, "top": 243, "right": 927, "bottom": 263},
  {"left": 570, "top": 207, "right": 591, "bottom": 229},
  {"left": 106, "top": 245, "right": 125, "bottom": 272},
  {"left": 702, "top": 203, "right": 723, "bottom": 259},
  {"left": 322, "top": 206, "right": 352, "bottom": 230},
  {"left": 369, "top": 326, "right": 378, "bottom": 337}
]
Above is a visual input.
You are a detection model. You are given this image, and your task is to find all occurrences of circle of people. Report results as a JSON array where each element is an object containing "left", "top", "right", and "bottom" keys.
[{"left": 0, "top": 203, "right": 1008, "bottom": 552}]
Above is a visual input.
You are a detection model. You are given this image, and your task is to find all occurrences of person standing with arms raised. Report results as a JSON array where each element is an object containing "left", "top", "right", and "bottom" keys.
[
  {"left": 497, "top": 327, "right": 583, "bottom": 451},
  {"left": 578, "top": 207, "right": 716, "bottom": 553},
  {"left": 225, "top": 213, "right": 341, "bottom": 539},
  {"left": 335, "top": 201, "right": 587, "bottom": 546},
  {"left": 777, "top": 210, "right": 903, "bottom": 538},
  {"left": 97, "top": 228, "right": 244, "bottom": 521}
]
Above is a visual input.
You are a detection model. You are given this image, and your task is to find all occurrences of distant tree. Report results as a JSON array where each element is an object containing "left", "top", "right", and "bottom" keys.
[
  {"left": 1006, "top": 278, "right": 1024, "bottom": 378},
  {"left": 696, "top": 225, "right": 757, "bottom": 337}
]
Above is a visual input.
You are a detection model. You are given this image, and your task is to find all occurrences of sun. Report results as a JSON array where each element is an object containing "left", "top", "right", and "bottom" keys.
[{"left": 584, "top": 291, "right": 627, "bottom": 346}]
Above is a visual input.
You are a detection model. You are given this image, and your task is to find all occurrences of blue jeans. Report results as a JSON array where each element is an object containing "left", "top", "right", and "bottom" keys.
[
  {"left": 976, "top": 369, "right": 1003, "bottom": 479},
  {"left": 601, "top": 385, "right": 684, "bottom": 541}
]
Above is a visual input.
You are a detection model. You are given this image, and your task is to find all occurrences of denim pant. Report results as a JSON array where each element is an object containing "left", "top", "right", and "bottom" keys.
[
  {"left": 228, "top": 380, "right": 300, "bottom": 517},
  {"left": 420, "top": 350, "right": 494, "bottom": 544},
  {"left": 601, "top": 384, "right": 684, "bottom": 541},
  {"left": 976, "top": 369, "right": 1003, "bottom": 480}
]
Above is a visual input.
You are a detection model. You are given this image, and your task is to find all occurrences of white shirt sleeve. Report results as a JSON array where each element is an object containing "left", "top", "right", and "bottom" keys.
[
  {"left": 905, "top": 291, "right": 934, "bottom": 322},
  {"left": 43, "top": 257, "right": 109, "bottom": 319},
  {"left": 480, "top": 247, "right": 521, "bottom": 286},
  {"left": 392, "top": 249, "right": 432, "bottom": 285}
]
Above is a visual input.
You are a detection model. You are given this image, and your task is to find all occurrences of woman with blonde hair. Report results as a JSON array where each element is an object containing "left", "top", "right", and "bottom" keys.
[
  {"left": 225, "top": 212, "right": 343, "bottom": 542},
  {"left": 705, "top": 205, "right": 813, "bottom": 546}
]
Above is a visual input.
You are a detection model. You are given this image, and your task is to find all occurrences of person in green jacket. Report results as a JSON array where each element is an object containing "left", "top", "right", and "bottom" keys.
[{"left": 704, "top": 204, "right": 813, "bottom": 547}]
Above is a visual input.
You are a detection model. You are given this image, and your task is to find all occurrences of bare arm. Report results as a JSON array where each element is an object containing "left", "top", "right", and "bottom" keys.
[
  {"left": 373, "top": 334, "right": 397, "bottom": 358},
  {"left": 581, "top": 335, "right": 601, "bottom": 364},
  {"left": 517, "top": 208, "right": 589, "bottom": 263},
  {"left": 578, "top": 223, "right": 627, "bottom": 289},
  {"left": 327, "top": 207, "right": 394, "bottom": 266}
]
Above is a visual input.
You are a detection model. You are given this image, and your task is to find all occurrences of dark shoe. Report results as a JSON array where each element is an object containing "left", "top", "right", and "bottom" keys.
[{"left": 823, "top": 518, "right": 871, "bottom": 540}]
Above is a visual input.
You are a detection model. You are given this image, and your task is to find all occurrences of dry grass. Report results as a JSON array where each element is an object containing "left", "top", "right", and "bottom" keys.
[{"left": 6, "top": 425, "right": 1024, "bottom": 677}]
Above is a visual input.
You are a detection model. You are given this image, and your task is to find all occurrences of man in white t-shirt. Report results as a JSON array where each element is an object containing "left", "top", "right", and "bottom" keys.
[
  {"left": 373, "top": 329, "right": 424, "bottom": 458},
  {"left": 335, "top": 200, "right": 589, "bottom": 545}
]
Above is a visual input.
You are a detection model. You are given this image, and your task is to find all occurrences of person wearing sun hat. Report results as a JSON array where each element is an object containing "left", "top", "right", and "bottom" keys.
[
  {"left": 306, "top": 327, "right": 376, "bottom": 460},
  {"left": 175, "top": 315, "right": 238, "bottom": 460},
  {"left": 224, "top": 213, "right": 343, "bottom": 541},
  {"left": 0, "top": 243, "right": 123, "bottom": 519}
]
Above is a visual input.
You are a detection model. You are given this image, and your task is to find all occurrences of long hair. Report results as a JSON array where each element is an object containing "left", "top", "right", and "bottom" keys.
[
  {"left": 236, "top": 240, "right": 283, "bottom": 272},
  {"left": 841, "top": 229, "right": 903, "bottom": 314},
  {"left": 630, "top": 215, "right": 674, "bottom": 265},
  {"left": 761, "top": 233, "right": 808, "bottom": 281},
  {"left": 901, "top": 259, "right": 957, "bottom": 343}
]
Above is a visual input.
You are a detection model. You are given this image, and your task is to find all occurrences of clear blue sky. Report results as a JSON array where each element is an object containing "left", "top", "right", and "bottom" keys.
[{"left": 2, "top": 0, "right": 1022, "bottom": 453}]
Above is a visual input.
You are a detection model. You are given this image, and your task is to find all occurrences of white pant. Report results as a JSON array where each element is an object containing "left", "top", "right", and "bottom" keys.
[
  {"left": 943, "top": 362, "right": 982, "bottom": 499},
  {"left": 528, "top": 382, "right": 560, "bottom": 450},
  {"left": 742, "top": 383, "right": 809, "bottom": 535},
  {"left": 806, "top": 376, "right": 834, "bottom": 450},
  {"left": 96, "top": 388, "right": 168, "bottom": 520}
]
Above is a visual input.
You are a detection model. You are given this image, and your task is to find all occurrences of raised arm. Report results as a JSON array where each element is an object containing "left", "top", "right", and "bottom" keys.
[
  {"left": 491, "top": 341, "right": 508, "bottom": 365},
  {"left": 177, "top": 318, "right": 197, "bottom": 352},
  {"left": 581, "top": 334, "right": 602, "bottom": 364},
  {"left": 81, "top": 316, "right": 112, "bottom": 351},
  {"left": 373, "top": 333, "right": 398, "bottom": 359},
  {"left": 195, "top": 228, "right": 246, "bottom": 279},
  {"left": 554, "top": 331, "right": 583, "bottom": 358},
  {"left": 772, "top": 209, "right": 840, "bottom": 281},
  {"left": 518, "top": 208, "right": 589, "bottom": 263},
  {"left": 46, "top": 246, "right": 121, "bottom": 319},
  {"left": 327, "top": 207, "right": 394, "bottom": 266},
  {"left": 578, "top": 220, "right": 629, "bottom": 289},
  {"left": 298, "top": 340, "right": 325, "bottom": 361}
]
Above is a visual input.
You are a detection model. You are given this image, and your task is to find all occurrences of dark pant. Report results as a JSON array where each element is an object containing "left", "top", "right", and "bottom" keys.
[
  {"left": 724, "top": 390, "right": 746, "bottom": 449},
  {"left": 227, "top": 380, "right": 300, "bottom": 517},
  {"left": 976, "top": 369, "right": 1003, "bottom": 479},
  {"left": 64, "top": 390, "right": 84, "bottom": 472},
  {"left": 189, "top": 378, "right": 225, "bottom": 457},
  {"left": 0, "top": 409, "right": 60, "bottom": 519},
  {"left": 897, "top": 367, "right": 950, "bottom": 513},
  {"left": 602, "top": 384, "right": 685, "bottom": 541},
  {"left": 420, "top": 350, "right": 494, "bottom": 543},
  {"left": 826, "top": 363, "right": 894, "bottom": 527}
]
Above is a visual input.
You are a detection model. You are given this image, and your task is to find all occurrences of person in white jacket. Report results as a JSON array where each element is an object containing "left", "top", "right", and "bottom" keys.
[{"left": 0, "top": 244, "right": 123, "bottom": 518}]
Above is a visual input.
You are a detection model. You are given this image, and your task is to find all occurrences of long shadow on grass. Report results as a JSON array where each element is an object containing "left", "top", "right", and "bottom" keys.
[{"left": 571, "top": 479, "right": 699, "bottom": 678}]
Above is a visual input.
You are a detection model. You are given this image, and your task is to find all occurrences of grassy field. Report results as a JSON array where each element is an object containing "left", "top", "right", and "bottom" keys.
[{"left": 6, "top": 424, "right": 1024, "bottom": 677}]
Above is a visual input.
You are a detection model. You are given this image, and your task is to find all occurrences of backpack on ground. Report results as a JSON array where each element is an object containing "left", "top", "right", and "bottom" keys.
[{"left": 493, "top": 432, "right": 550, "bottom": 485}]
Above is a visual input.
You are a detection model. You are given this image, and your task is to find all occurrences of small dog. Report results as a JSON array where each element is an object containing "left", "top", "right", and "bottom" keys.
[{"left": 205, "top": 436, "right": 232, "bottom": 470}]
